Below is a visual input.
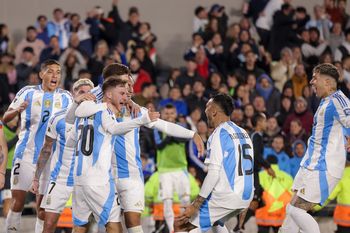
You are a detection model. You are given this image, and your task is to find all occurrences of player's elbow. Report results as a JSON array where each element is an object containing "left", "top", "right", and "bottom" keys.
[{"left": 2, "top": 109, "right": 16, "bottom": 124}]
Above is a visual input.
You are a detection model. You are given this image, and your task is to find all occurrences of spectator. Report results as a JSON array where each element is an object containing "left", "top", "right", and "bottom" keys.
[
  {"left": 235, "top": 51, "right": 265, "bottom": 81},
  {"left": 14, "top": 26, "right": 45, "bottom": 65},
  {"left": 185, "top": 107, "right": 202, "bottom": 131},
  {"left": 242, "top": 103, "right": 255, "bottom": 132},
  {"left": 231, "top": 107, "right": 244, "bottom": 126},
  {"left": 276, "top": 96, "right": 293, "bottom": 126},
  {"left": 129, "top": 57, "right": 152, "bottom": 94},
  {"left": 335, "top": 28, "right": 350, "bottom": 62},
  {"left": 264, "top": 135, "right": 291, "bottom": 175},
  {"left": 35, "top": 15, "right": 50, "bottom": 45},
  {"left": 286, "top": 118, "right": 308, "bottom": 148},
  {"left": 301, "top": 27, "right": 331, "bottom": 66},
  {"left": 133, "top": 83, "right": 159, "bottom": 107},
  {"left": 183, "top": 33, "right": 204, "bottom": 61},
  {"left": 186, "top": 80, "right": 208, "bottom": 118},
  {"left": 256, "top": 74, "right": 281, "bottom": 116},
  {"left": 285, "top": 63, "right": 309, "bottom": 98},
  {"left": 78, "top": 69, "right": 92, "bottom": 80},
  {"left": 305, "top": 4, "right": 332, "bottom": 40},
  {"left": 59, "top": 48, "right": 87, "bottom": 90},
  {"left": 134, "top": 45, "right": 156, "bottom": 82},
  {"left": 175, "top": 58, "right": 201, "bottom": 90},
  {"left": 247, "top": 73, "right": 258, "bottom": 99},
  {"left": 205, "top": 72, "right": 222, "bottom": 97},
  {"left": 206, "top": 32, "right": 226, "bottom": 75},
  {"left": 0, "top": 24, "right": 14, "bottom": 55},
  {"left": 329, "top": 22, "right": 344, "bottom": 54},
  {"left": 47, "top": 8, "right": 70, "bottom": 49},
  {"left": 264, "top": 116, "right": 282, "bottom": 146},
  {"left": 138, "top": 22, "right": 157, "bottom": 65},
  {"left": 223, "top": 23, "right": 240, "bottom": 58},
  {"left": 325, "top": 0, "right": 347, "bottom": 25},
  {"left": 160, "top": 68, "right": 181, "bottom": 99},
  {"left": 182, "top": 84, "right": 192, "bottom": 99},
  {"left": 15, "top": 47, "right": 39, "bottom": 89},
  {"left": 87, "top": 40, "right": 109, "bottom": 85},
  {"left": 270, "top": 47, "right": 296, "bottom": 92},
  {"left": 195, "top": 46, "right": 213, "bottom": 80},
  {"left": 294, "top": 7, "right": 310, "bottom": 34},
  {"left": 283, "top": 96, "right": 313, "bottom": 135},
  {"left": 243, "top": 0, "right": 269, "bottom": 23},
  {"left": 193, "top": 6, "right": 208, "bottom": 33},
  {"left": 226, "top": 72, "right": 239, "bottom": 96},
  {"left": 269, "top": 3, "right": 298, "bottom": 60},
  {"left": 159, "top": 86, "right": 188, "bottom": 117},
  {"left": 39, "top": 36, "right": 62, "bottom": 63},
  {"left": 233, "top": 84, "right": 251, "bottom": 108},
  {"left": 289, "top": 140, "right": 306, "bottom": 178},
  {"left": 253, "top": 95, "right": 267, "bottom": 114},
  {"left": 0, "top": 53, "right": 16, "bottom": 101},
  {"left": 208, "top": 4, "right": 228, "bottom": 39},
  {"left": 255, "top": 0, "right": 290, "bottom": 48},
  {"left": 69, "top": 13, "right": 93, "bottom": 56}
]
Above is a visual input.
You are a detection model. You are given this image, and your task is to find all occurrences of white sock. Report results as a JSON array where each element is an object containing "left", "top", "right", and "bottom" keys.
[
  {"left": 35, "top": 218, "right": 44, "bottom": 233},
  {"left": 288, "top": 204, "right": 320, "bottom": 233},
  {"left": 127, "top": 225, "right": 143, "bottom": 233},
  {"left": 279, "top": 204, "right": 299, "bottom": 233},
  {"left": 164, "top": 199, "right": 175, "bottom": 232},
  {"left": 212, "top": 225, "right": 229, "bottom": 233},
  {"left": 5, "top": 210, "right": 22, "bottom": 233}
]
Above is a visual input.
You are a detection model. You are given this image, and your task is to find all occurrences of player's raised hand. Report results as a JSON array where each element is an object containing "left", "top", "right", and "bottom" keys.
[
  {"left": 193, "top": 133, "right": 205, "bottom": 157},
  {"left": 30, "top": 178, "right": 39, "bottom": 194},
  {"left": 266, "top": 167, "right": 276, "bottom": 178},
  {"left": 74, "top": 93, "right": 96, "bottom": 104},
  {"left": 126, "top": 100, "right": 141, "bottom": 117},
  {"left": 148, "top": 110, "right": 160, "bottom": 122},
  {"left": 17, "top": 101, "right": 29, "bottom": 113}
]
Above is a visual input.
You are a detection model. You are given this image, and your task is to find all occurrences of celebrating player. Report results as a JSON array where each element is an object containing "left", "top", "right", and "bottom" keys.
[
  {"left": 280, "top": 63, "right": 350, "bottom": 233},
  {"left": 174, "top": 93, "right": 254, "bottom": 232},
  {"left": 3, "top": 59, "right": 73, "bottom": 233}
]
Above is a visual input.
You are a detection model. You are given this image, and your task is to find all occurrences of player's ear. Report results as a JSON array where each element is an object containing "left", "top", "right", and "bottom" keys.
[
  {"left": 105, "top": 90, "right": 112, "bottom": 100},
  {"left": 39, "top": 71, "right": 44, "bottom": 80}
]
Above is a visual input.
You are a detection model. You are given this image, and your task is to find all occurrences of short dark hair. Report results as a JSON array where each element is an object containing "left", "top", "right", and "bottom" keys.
[
  {"left": 102, "top": 63, "right": 130, "bottom": 79},
  {"left": 211, "top": 93, "right": 234, "bottom": 116},
  {"left": 129, "top": 6, "right": 139, "bottom": 16},
  {"left": 252, "top": 113, "right": 266, "bottom": 127},
  {"left": 53, "top": 8, "right": 63, "bottom": 14},
  {"left": 313, "top": 63, "right": 340, "bottom": 82},
  {"left": 26, "top": 26, "right": 36, "bottom": 32},
  {"left": 40, "top": 59, "right": 60, "bottom": 71},
  {"left": 266, "top": 155, "right": 278, "bottom": 164},
  {"left": 141, "top": 82, "right": 153, "bottom": 91},
  {"left": 37, "top": 15, "right": 47, "bottom": 21},
  {"left": 162, "top": 103, "right": 176, "bottom": 111},
  {"left": 102, "top": 77, "right": 127, "bottom": 93},
  {"left": 195, "top": 6, "right": 205, "bottom": 16}
]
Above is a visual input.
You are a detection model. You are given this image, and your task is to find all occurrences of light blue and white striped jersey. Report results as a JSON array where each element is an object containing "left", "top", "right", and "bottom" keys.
[
  {"left": 46, "top": 109, "right": 75, "bottom": 186},
  {"left": 112, "top": 107, "right": 145, "bottom": 179},
  {"left": 74, "top": 108, "right": 117, "bottom": 186},
  {"left": 205, "top": 121, "right": 254, "bottom": 209},
  {"left": 91, "top": 84, "right": 103, "bottom": 103},
  {"left": 10, "top": 85, "right": 72, "bottom": 164},
  {"left": 301, "top": 90, "right": 350, "bottom": 178}
]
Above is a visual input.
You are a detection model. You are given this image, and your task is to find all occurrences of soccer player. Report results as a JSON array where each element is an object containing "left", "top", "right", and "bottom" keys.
[
  {"left": 280, "top": 63, "right": 350, "bottom": 233},
  {"left": 30, "top": 79, "right": 95, "bottom": 233},
  {"left": 3, "top": 59, "right": 73, "bottom": 233},
  {"left": 174, "top": 93, "right": 254, "bottom": 232},
  {"left": 75, "top": 63, "right": 204, "bottom": 233},
  {"left": 72, "top": 77, "right": 159, "bottom": 233}
]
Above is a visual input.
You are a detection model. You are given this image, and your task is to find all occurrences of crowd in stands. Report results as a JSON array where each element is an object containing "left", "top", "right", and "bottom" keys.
[{"left": 1, "top": 0, "right": 350, "bottom": 230}]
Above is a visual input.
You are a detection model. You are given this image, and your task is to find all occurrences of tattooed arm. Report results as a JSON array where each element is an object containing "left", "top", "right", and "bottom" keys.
[
  {"left": 0, "top": 124, "right": 8, "bottom": 189},
  {"left": 290, "top": 192, "right": 317, "bottom": 211},
  {"left": 30, "top": 136, "right": 55, "bottom": 194}
]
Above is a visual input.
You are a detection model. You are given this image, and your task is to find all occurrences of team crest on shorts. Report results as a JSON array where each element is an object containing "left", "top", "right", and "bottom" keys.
[
  {"left": 44, "top": 100, "right": 51, "bottom": 108},
  {"left": 300, "top": 188, "right": 305, "bottom": 195},
  {"left": 13, "top": 176, "right": 18, "bottom": 185}
]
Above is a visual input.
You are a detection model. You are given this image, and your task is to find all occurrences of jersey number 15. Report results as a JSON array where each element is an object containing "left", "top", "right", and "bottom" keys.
[{"left": 238, "top": 144, "right": 253, "bottom": 176}]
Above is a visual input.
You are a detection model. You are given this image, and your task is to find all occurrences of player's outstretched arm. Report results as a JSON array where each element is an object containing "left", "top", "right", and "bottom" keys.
[
  {"left": 30, "top": 136, "right": 55, "bottom": 194},
  {"left": 75, "top": 100, "right": 106, "bottom": 118},
  {"left": 102, "top": 109, "right": 160, "bottom": 135}
]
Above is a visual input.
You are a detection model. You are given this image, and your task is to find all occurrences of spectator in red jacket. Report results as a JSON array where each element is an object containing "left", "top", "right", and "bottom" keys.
[
  {"left": 283, "top": 96, "right": 313, "bottom": 135},
  {"left": 129, "top": 56, "right": 152, "bottom": 94}
]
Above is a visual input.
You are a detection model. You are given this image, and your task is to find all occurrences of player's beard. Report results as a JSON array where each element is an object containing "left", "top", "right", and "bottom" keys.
[{"left": 207, "top": 115, "right": 214, "bottom": 128}]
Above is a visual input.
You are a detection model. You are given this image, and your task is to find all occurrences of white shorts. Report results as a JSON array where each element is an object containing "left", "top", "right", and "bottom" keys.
[
  {"left": 10, "top": 158, "right": 35, "bottom": 191},
  {"left": 116, "top": 176, "right": 144, "bottom": 213},
  {"left": 292, "top": 167, "right": 340, "bottom": 205},
  {"left": 159, "top": 170, "right": 190, "bottom": 201},
  {"left": 72, "top": 181, "right": 121, "bottom": 226},
  {"left": 41, "top": 182, "right": 73, "bottom": 213},
  {"left": 190, "top": 198, "right": 243, "bottom": 232}
]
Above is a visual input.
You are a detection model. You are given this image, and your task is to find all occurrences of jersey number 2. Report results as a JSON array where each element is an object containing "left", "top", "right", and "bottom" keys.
[{"left": 238, "top": 144, "right": 253, "bottom": 176}]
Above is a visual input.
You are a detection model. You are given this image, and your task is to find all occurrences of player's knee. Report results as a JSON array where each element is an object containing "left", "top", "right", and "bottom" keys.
[
  {"left": 37, "top": 208, "right": 45, "bottom": 220},
  {"left": 43, "top": 219, "right": 57, "bottom": 232},
  {"left": 124, "top": 215, "right": 141, "bottom": 228},
  {"left": 10, "top": 195, "right": 25, "bottom": 212}
]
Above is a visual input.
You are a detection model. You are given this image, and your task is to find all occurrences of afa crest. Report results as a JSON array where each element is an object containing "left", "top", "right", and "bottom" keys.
[{"left": 44, "top": 100, "right": 51, "bottom": 108}]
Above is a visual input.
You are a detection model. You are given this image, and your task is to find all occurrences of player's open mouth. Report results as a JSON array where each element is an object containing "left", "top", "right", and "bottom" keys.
[{"left": 51, "top": 80, "right": 57, "bottom": 85}]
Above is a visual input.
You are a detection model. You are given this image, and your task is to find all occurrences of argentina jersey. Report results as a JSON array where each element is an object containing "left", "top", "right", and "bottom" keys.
[
  {"left": 205, "top": 121, "right": 254, "bottom": 209},
  {"left": 91, "top": 84, "right": 103, "bottom": 103},
  {"left": 301, "top": 90, "right": 350, "bottom": 178},
  {"left": 10, "top": 85, "right": 72, "bottom": 164},
  {"left": 46, "top": 109, "right": 76, "bottom": 187},
  {"left": 112, "top": 107, "right": 144, "bottom": 179},
  {"left": 74, "top": 109, "right": 116, "bottom": 186}
]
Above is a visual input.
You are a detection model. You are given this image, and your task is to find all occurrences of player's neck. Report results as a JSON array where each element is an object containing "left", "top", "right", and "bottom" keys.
[
  {"left": 213, "top": 116, "right": 230, "bottom": 128},
  {"left": 41, "top": 85, "right": 55, "bottom": 92},
  {"left": 324, "top": 88, "right": 337, "bottom": 98}
]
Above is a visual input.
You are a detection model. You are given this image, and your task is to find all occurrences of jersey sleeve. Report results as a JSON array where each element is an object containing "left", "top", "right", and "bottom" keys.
[
  {"left": 332, "top": 93, "right": 350, "bottom": 128},
  {"left": 91, "top": 85, "right": 103, "bottom": 103},
  {"left": 204, "top": 129, "right": 224, "bottom": 167},
  {"left": 9, "top": 86, "right": 32, "bottom": 110},
  {"left": 46, "top": 116, "right": 59, "bottom": 139}
]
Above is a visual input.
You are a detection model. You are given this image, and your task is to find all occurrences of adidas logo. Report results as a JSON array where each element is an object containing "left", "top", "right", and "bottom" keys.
[
  {"left": 7, "top": 227, "right": 18, "bottom": 231},
  {"left": 135, "top": 201, "right": 143, "bottom": 208}
]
